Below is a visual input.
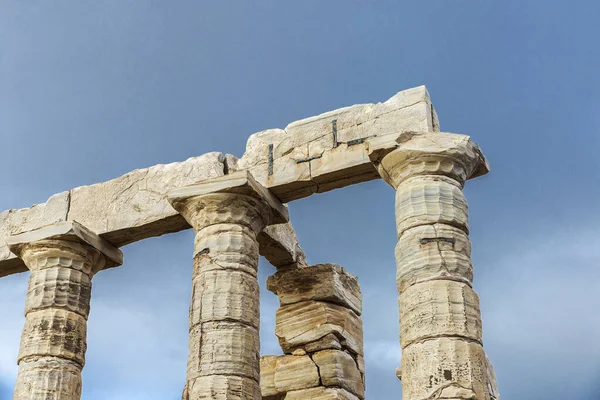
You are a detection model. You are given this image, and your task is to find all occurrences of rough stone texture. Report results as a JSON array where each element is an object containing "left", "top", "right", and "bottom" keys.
[
  {"left": 186, "top": 375, "right": 261, "bottom": 400},
  {"left": 259, "top": 355, "right": 320, "bottom": 396},
  {"left": 240, "top": 86, "right": 439, "bottom": 202},
  {"left": 267, "top": 263, "right": 362, "bottom": 315},
  {"left": 13, "top": 357, "right": 83, "bottom": 400},
  {"left": 259, "top": 356, "right": 279, "bottom": 398},
  {"left": 169, "top": 174, "right": 287, "bottom": 400},
  {"left": 0, "top": 191, "right": 70, "bottom": 276},
  {"left": 312, "top": 350, "right": 364, "bottom": 399},
  {"left": 368, "top": 131, "right": 489, "bottom": 188},
  {"left": 0, "top": 155, "right": 303, "bottom": 277},
  {"left": 1, "top": 86, "right": 438, "bottom": 278},
  {"left": 262, "top": 264, "right": 365, "bottom": 399},
  {"left": 275, "top": 301, "right": 363, "bottom": 356},
  {"left": 371, "top": 132, "right": 493, "bottom": 400},
  {"left": 399, "top": 280, "right": 482, "bottom": 347},
  {"left": 395, "top": 223, "right": 472, "bottom": 292},
  {"left": 394, "top": 175, "right": 469, "bottom": 235},
  {"left": 303, "top": 333, "right": 343, "bottom": 354},
  {"left": 69, "top": 153, "right": 226, "bottom": 245},
  {"left": 401, "top": 338, "right": 488, "bottom": 400},
  {"left": 284, "top": 387, "right": 360, "bottom": 400},
  {"left": 8, "top": 223, "right": 122, "bottom": 400}
]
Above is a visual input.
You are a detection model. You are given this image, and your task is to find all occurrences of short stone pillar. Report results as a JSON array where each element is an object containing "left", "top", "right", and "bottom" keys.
[
  {"left": 369, "top": 132, "right": 493, "bottom": 400},
  {"left": 168, "top": 171, "right": 288, "bottom": 400},
  {"left": 7, "top": 221, "right": 123, "bottom": 400},
  {"left": 262, "top": 263, "right": 365, "bottom": 400}
]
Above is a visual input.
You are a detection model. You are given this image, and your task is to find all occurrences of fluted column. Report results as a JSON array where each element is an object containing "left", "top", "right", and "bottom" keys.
[
  {"left": 369, "top": 132, "right": 492, "bottom": 400},
  {"left": 7, "top": 221, "right": 123, "bottom": 400},
  {"left": 168, "top": 171, "right": 288, "bottom": 400}
]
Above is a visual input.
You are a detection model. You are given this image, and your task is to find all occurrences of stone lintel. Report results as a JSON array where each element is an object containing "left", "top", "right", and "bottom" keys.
[
  {"left": 7, "top": 221, "right": 123, "bottom": 269},
  {"left": 168, "top": 170, "right": 289, "bottom": 225},
  {"left": 0, "top": 86, "right": 446, "bottom": 277}
]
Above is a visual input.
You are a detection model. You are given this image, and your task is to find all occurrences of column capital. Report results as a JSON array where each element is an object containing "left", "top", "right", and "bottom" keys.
[
  {"left": 367, "top": 131, "right": 489, "bottom": 188},
  {"left": 168, "top": 170, "right": 289, "bottom": 232},
  {"left": 7, "top": 220, "right": 123, "bottom": 275}
]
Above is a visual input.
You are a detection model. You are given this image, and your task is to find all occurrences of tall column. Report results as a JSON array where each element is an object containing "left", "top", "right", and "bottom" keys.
[
  {"left": 7, "top": 221, "right": 123, "bottom": 400},
  {"left": 369, "top": 132, "right": 492, "bottom": 400},
  {"left": 168, "top": 171, "right": 288, "bottom": 400}
]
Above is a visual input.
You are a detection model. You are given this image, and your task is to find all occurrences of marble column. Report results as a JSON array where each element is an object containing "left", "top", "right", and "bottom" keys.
[
  {"left": 168, "top": 171, "right": 288, "bottom": 400},
  {"left": 7, "top": 221, "right": 123, "bottom": 400},
  {"left": 369, "top": 132, "right": 492, "bottom": 400}
]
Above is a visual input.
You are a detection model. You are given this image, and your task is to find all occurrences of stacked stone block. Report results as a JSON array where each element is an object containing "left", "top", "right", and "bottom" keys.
[{"left": 262, "top": 264, "right": 365, "bottom": 400}]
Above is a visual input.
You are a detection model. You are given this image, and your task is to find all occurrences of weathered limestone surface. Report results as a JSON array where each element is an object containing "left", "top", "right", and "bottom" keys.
[
  {"left": 368, "top": 131, "right": 493, "bottom": 399},
  {"left": 275, "top": 301, "right": 363, "bottom": 356},
  {"left": 0, "top": 154, "right": 301, "bottom": 277},
  {"left": 0, "top": 86, "right": 437, "bottom": 278},
  {"left": 8, "top": 221, "right": 123, "bottom": 400},
  {"left": 169, "top": 171, "right": 287, "bottom": 400},
  {"left": 240, "top": 86, "right": 439, "bottom": 202},
  {"left": 312, "top": 350, "right": 364, "bottom": 399},
  {"left": 263, "top": 264, "right": 365, "bottom": 400},
  {"left": 267, "top": 263, "right": 362, "bottom": 315},
  {"left": 399, "top": 280, "right": 482, "bottom": 347},
  {"left": 260, "top": 355, "right": 320, "bottom": 397}
]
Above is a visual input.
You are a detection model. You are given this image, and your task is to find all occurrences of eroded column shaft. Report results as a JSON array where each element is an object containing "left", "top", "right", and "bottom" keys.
[
  {"left": 172, "top": 191, "right": 276, "bottom": 400},
  {"left": 370, "top": 132, "right": 493, "bottom": 400},
  {"left": 394, "top": 175, "right": 487, "bottom": 400},
  {"left": 12, "top": 240, "right": 102, "bottom": 400}
]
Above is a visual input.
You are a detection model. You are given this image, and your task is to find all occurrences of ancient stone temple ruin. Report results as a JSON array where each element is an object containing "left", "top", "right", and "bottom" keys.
[{"left": 0, "top": 85, "right": 500, "bottom": 399}]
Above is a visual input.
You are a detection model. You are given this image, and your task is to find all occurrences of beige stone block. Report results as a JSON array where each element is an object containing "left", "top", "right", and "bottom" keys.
[
  {"left": 249, "top": 151, "right": 316, "bottom": 204},
  {"left": 267, "top": 264, "right": 362, "bottom": 315},
  {"left": 187, "top": 374, "right": 260, "bottom": 400},
  {"left": 309, "top": 142, "right": 380, "bottom": 194},
  {"left": 25, "top": 267, "right": 92, "bottom": 318},
  {"left": 69, "top": 152, "right": 225, "bottom": 246},
  {"left": 193, "top": 224, "right": 260, "bottom": 276},
  {"left": 187, "top": 322, "right": 260, "bottom": 381},
  {"left": 259, "top": 356, "right": 279, "bottom": 398},
  {"left": 394, "top": 176, "right": 469, "bottom": 235},
  {"left": 395, "top": 223, "right": 472, "bottom": 292},
  {"left": 12, "top": 357, "right": 82, "bottom": 400},
  {"left": 0, "top": 191, "right": 70, "bottom": 277},
  {"left": 275, "top": 301, "right": 363, "bottom": 356},
  {"left": 338, "top": 102, "right": 432, "bottom": 144},
  {"left": 401, "top": 338, "right": 489, "bottom": 400},
  {"left": 303, "top": 333, "right": 343, "bottom": 353},
  {"left": 19, "top": 309, "right": 87, "bottom": 367},
  {"left": 399, "top": 281, "right": 482, "bottom": 347},
  {"left": 259, "top": 223, "right": 306, "bottom": 268},
  {"left": 312, "top": 350, "right": 364, "bottom": 399},
  {"left": 274, "top": 355, "right": 320, "bottom": 393},
  {"left": 284, "top": 387, "right": 360, "bottom": 400},
  {"left": 189, "top": 270, "right": 259, "bottom": 329}
]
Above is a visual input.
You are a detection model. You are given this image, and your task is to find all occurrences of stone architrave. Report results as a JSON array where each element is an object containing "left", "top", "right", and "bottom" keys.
[
  {"left": 168, "top": 170, "right": 288, "bottom": 400},
  {"left": 368, "top": 131, "right": 492, "bottom": 400},
  {"left": 6, "top": 221, "right": 123, "bottom": 400}
]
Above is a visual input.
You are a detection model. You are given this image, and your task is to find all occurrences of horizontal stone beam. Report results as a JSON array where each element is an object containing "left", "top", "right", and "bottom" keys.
[
  {"left": 239, "top": 85, "right": 440, "bottom": 202},
  {"left": 0, "top": 85, "right": 440, "bottom": 278},
  {"left": 0, "top": 153, "right": 303, "bottom": 277}
]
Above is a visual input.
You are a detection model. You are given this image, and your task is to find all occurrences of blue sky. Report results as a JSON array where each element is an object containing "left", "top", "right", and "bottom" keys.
[{"left": 1, "top": 1, "right": 599, "bottom": 399}]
